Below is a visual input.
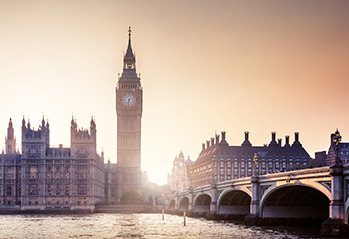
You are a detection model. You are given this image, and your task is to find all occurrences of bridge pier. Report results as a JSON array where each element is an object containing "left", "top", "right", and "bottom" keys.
[
  {"left": 206, "top": 181, "right": 219, "bottom": 220},
  {"left": 244, "top": 175, "right": 260, "bottom": 225},
  {"left": 188, "top": 188, "right": 193, "bottom": 212},
  {"left": 321, "top": 165, "right": 349, "bottom": 237},
  {"left": 173, "top": 192, "right": 179, "bottom": 214}
]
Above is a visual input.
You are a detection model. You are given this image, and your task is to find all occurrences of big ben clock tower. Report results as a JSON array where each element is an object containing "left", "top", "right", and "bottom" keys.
[{"left": 116, "top": 27, "right": 143, "bottom": 195}]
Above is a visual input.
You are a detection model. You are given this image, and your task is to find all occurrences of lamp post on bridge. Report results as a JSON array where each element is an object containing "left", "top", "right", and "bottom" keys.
[
  {"left": 253, "top": 153, "right": 259, "bottom": 176},
  {"left": 207, "top": 162, "right": 218, "bottom": 219},
  {"left": 333, "top": 129, "right": 342, "bottom": 165},
  {"left": 321, "top": 129, "right": 349, "bottom": 237},
  {"left": 245, "top": 153, "right": 260, "bottom": 225}
]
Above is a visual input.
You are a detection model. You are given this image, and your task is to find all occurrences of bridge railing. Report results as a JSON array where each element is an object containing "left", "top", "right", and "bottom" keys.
[{"left": 167, "top": 166, "right": 333, "bottom": 201}]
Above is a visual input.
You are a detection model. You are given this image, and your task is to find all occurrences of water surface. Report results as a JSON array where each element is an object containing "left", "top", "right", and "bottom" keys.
[{"left": 0, "top": 213, "right": 321, "bottom": 238}]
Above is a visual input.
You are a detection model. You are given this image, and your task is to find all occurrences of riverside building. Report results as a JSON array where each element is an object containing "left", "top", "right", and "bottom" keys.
[
  {"left": 189, "top": 131, "right": 312, "bottom": 188},
  {"left": 167, "top": 151, "right": 193, "bottom": 193},
  {"left": 0, "top": 117, "right": 119, "bottom": 211}
]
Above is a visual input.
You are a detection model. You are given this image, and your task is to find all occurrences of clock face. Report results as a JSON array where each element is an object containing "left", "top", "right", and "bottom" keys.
[{"left": 122, "top": 93, "right": 136, "bottom": 107}]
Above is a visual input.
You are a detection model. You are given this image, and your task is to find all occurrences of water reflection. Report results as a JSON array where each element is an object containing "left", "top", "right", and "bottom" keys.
[{"left": 0, "top": 213, "right": 320, "bottom": 239}]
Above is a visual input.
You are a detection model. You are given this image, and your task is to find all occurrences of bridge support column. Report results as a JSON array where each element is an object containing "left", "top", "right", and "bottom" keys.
[
  {"left": 174, "top": 192, "right": 179, "bottom": 214},
  {"left": 244, "top": 175, "right": 260, "bottom": 225},
  {"left": 206, "top": 182, "right": 219, "bottom": 220},
  {"left": 188, "top": 188, "right": 193, "bottom": 212},
  {"left": 321, "top": 165, "right": 349, "bottom": 237}
]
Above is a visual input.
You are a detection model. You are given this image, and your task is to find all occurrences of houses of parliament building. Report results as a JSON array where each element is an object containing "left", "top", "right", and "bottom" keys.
[{"left": 0, "top": 28, "right": 143, "bottom": 211}]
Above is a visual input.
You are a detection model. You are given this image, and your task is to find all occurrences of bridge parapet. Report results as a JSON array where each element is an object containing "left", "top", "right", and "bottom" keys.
[
  {"left": 166, "top": 166, "right": 349, "bottom": 236},
  {"left": 259, "top": 167, "right": 330, "bottom": 182}
]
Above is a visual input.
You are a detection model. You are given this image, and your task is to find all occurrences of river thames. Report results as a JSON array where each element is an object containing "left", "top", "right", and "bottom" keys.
[{"left": 0, "top": 213, "right": 322, "bottom": 239}]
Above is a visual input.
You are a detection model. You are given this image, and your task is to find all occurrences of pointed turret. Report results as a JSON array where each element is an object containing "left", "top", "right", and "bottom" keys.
[
  {"left": 7, "top": 118, "right": 14, "bottom": 140},
  {"left": 124, "top": 26, "right": 135, "bottom": 70},
  {"left": 119, "top": 27, "right": 140, "bottom": 83},
  {"left": 90, "top": 116, "right": 96, "bottom": 140},
  {"left": 5, "top": 118, "right": 16, "bottom": 154},
  {"left": 41, "top": 115, "right": 45, "bottom": 128},
  {"left": 22, "top": 115, "right": 25, "bottom": 127}
]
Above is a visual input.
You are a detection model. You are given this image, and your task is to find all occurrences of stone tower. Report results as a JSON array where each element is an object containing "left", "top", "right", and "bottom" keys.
[
  {"left": 5, "top": 118, "right": 16, "bottom": 154},
  {"left": 70, "top": 116, "right": 97, "bottom": 160},
  {"left": 21, "top": 116, "right": 50, "bottom": 208},
  {"left": 116, "top": 27, "right": 143, "bottom": 196}
]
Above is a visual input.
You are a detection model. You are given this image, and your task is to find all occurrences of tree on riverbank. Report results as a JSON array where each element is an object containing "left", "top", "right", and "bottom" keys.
[{"left": 121, "top": 190, "right": 144, "bottom": 204}]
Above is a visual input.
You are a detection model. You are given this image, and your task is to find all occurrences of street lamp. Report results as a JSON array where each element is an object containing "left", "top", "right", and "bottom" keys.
[
  {"left": 333, "top": 129, "right": 342, "bottom": 165},
  {"left": 212, "top": 162, "right": 217, "bottom": 184},
  {"left": 253, "top": 153, "right": 259, "bottom": 176}
]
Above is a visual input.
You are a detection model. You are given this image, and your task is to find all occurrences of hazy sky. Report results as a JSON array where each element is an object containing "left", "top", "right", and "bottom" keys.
[{"left": 0, "top": 1, "right": 349, "bottom": 185}]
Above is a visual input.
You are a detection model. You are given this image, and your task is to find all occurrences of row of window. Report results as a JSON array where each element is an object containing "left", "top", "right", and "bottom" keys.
[
  {"left": 24, "top": 160, "right": 91, "bottom": 164},
  {"left": 1, "top": 185, "right": 21, "bottom": 196},
  {"left": 29, "top": 166, "right": 87, "bottom": 179},
  {"left": 29, "top": 184, "right": 87, "bottom": 196},
  {"left": 192, "top": 160, "right": 309, "bottom": 174},
  {"left": 213, "top": 157, "right": 308, "bottom": 162},
  {"left": 28, "top": 200, "right": 88, "bottom": 206},
  {"left": 213, "top": 154, "right": 308, "bottom": 159}
]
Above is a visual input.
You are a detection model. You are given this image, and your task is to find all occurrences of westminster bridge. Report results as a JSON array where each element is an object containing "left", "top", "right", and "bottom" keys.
[{"left": 166, "top": 165, "right": 349, "bottom": 237}]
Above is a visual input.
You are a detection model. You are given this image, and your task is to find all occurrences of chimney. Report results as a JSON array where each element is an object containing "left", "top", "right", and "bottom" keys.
[
  {"left": 202, "top": 143, "right": 205, "bottom": 151},
  {"left": 272, "top": 132, "right": 276, "bottom": 142},
  {"left": 206, "top": 140, "right": 210, "bottom": 148},
  {"left": 269, "top": 132, "right": 277, "bottom": 146},
  {"left": 292, "top": 132, "right": 302, "bottom": 147},
  {"left": 242, "top": 131, "right": 252, "bottom": 147},
  {"left": 285, "top": 135, "right": 290, "bottom": 146},
  {"left": 295, "top": 132, "right": 299, "bottom": 142},
  {"left": 278, "top": 138, "right": 282, "bottom": 146},
  {"left": 215, "top": 134, "right": 220, "bottom": 144},
  {"left": 221, "top": 131, "right": 226, "bottom": 142},
  {"left": 211, "top": 137, "right": 214, "bottom": 146}
]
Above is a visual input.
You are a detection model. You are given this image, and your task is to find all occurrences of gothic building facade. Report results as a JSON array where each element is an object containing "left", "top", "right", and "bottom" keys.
[
  {"left": 167, "top": 152, "right": 193, "bottom": 193},
  {"left": 0, "top": 118, "right": 21, "bottom": 208},
  {"left": 0, "top": 117, "right": 117, "bottom": 211}
]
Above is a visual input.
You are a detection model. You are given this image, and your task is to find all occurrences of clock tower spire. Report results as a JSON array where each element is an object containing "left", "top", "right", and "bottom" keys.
[
  {"left": 123, "top": 26, "right": 135, "bottom": 70},
  {"left": 116, "top": 27, "right": 143, "bottom": 199}
]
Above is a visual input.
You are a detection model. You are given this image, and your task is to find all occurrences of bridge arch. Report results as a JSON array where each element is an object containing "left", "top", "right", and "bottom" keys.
[
  {"left": 260, "top": 184, "right": 330, "bottom": 221},
  {"left": 193, "top": 193, "right": 211, "bottom": 213},
  {"left": 178, "top": 196, "right": 189, "bottom": 212},
  {"left": 217, "top": 188, "right": 251, "bottom": 216},
  {"left": 168, "top": 199, "right": 176, "bottom": 211}
]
